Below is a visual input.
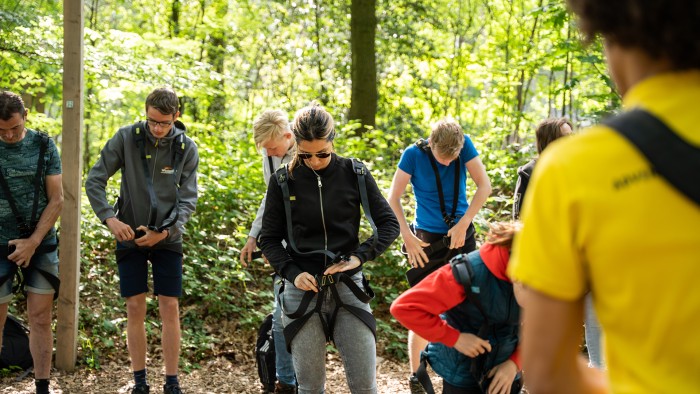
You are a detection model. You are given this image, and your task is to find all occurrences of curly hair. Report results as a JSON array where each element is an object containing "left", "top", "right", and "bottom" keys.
[
  {"left": 485, "top": 222, "right": 522, "bottom": 249},
  {"left": 567, "top": 0, "right": 700, "bottom": 69},
  {"left": 0, "top": 91, "right": 25, "bottom": 121}
]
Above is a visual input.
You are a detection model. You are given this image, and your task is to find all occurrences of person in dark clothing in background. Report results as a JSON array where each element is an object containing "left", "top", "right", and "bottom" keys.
[
  {"left": 512, "top": 117, "right": 572, "bottom": 220},
  {"left": 259, "top": 103, "right": 399, "bottom": 394}
]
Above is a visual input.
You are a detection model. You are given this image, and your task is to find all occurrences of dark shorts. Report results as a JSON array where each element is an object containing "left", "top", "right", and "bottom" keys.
[{"left": 116, "top": 245, "right": 183, "bottom": 298}]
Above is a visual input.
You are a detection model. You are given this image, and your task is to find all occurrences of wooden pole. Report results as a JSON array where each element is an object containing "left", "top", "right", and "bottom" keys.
[{"left": 56, "top": 0, "right": 84, "bottom": 371}]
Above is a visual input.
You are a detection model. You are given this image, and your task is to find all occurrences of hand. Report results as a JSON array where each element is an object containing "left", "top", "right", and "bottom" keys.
[
  {"left": 453, "top": 332, "right": 492, "bottom": 358},
  {"left": 293, "top": 272, "right": 318, "bottom": 292},
  {"left": 323, "top": 255, "right": 361, "bottom": 275},
  {"left": 133, "top": 225, "right": 168, "bottom": 247},
  {"left": 447, "top": 220, "right": 470, "bottom": 249},
  {"left": 7, "top": 238, "right": 39, "bottom": 268},
  {"left": 105, "top": 217, "right": 135, "bottom": 242},
  {"left": 403, "top": 233, "right": 430, "bottom": 268},
  {"left": 239, "top": 236, "right": 257, "bottom": 268},
  {"left": 485, "top": 360, "right": 518, "bottom": 394}
]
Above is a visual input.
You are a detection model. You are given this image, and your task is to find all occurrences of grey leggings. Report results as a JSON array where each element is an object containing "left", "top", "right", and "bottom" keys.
[{"left": 281, "top": 272, "right": 377, "bottom": 394}]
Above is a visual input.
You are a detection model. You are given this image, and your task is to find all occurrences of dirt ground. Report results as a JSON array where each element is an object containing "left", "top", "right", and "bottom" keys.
[{"left": 1, "top": 339, "right": 443, "bottom": 394}]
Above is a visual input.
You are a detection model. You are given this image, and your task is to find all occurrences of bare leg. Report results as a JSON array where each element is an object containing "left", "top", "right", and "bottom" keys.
[
  {"left": 159, "top": 295, "right": 180, "bottom": 376},
  {"left": 0, "top": 302, "right": 9, "bottom": 356},
  {"left": 126, "top": 293, "right": 148, "bottom": 371},
  {"left": 409, "top": 330, "right": 429, "bottom": 373},
  {"left": 27, "top": 293, "right": 54, "bottom": 379}
]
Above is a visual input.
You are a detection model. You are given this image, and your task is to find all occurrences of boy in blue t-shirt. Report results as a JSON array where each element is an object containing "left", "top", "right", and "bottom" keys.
[{"left": 387, "top": 118, "right": 491, "bottom": 392}]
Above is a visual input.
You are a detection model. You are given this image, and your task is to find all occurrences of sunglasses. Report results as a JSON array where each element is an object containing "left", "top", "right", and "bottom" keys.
[{"left": 298, "top": 151, "right": 332, "bottom": 159}]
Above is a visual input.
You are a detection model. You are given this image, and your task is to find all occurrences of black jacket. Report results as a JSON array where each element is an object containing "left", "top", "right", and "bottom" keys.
[
  {"left": 259, "top": 154, "right": 399, "bottom": 283},
  {"left": 513, "top": 159, "right": 536, "bottom": 220}
]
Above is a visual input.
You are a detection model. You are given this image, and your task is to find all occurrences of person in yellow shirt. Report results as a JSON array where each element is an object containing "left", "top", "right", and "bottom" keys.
[{"left": 508, "top": 1, "right": 700, "bottom": 393}]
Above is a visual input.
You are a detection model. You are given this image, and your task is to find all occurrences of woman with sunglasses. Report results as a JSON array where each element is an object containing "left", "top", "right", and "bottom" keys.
[{"left": 259, "top": 103, "right": 399, "bottom": 393}]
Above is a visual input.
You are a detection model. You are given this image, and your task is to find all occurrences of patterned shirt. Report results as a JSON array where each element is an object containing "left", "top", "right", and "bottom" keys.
[{"left": 0, "top": 129, "right": 62, "bottom": 243}]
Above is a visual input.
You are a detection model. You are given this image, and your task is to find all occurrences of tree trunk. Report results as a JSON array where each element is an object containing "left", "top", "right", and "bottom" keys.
[
  {"left": 170, "top": 0, "right": 181, "bottom": 38},
  {"left": 348, "top": 0, "right": 377, "bottom": 134}
]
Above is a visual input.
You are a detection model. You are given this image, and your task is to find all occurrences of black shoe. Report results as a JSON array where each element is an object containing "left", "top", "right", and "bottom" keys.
[
  {"left": 274, "top": 382, "right": 297, "bottom": 393},
  {"left": 131, "top": 384, "right": 150, "bottom": 394},
  {"left": 409, "top": 374, "right": 426, "bottom": 394},
  {"left": 163, "top": 383, "right": 183, "bottom": 394}
]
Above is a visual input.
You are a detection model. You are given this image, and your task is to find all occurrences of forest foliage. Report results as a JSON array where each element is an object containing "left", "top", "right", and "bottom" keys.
[{"left": 0, "top": 0, "right": 619, "bottom": 368}]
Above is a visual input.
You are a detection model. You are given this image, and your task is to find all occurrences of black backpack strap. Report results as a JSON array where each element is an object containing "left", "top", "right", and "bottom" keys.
[
  {"left": 351, "top": 158, "right": 378, "bottom": 251},
  {"left": 0, "top": 171, "right": 24, "bottom": 229},
  {"left": 132, "top": 122, "right": 159, "bottom": 229},
  {"left": 416, "top": 139, "right": 460, "bottom": 227},
  {"left": 30, "top": 133, "right": 49, "bottom": 225},
  {"left": 603, "top": 109, "right": 700, "bottom": 206},
  {"left": 158, "top": 132, "right": 187, "bottom": 231},
  {"left": 267, "top": 155, "right": 275, "bottom": 176},
  {"left": 415, "top": 354, "right": 436, "bottom": 394}
]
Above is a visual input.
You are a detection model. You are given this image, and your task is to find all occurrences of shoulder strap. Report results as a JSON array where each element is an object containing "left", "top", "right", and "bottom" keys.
[
  {"left": 267, "top": 155, "right": 275, "bottom": 179},
  {"left": 132, "top": 122, "right": 159, "bottom": 228},
  {"left": 415, "top": 139, "right": 460, "bottom": 227},
  {"left": 450, "top": 253, "right": 489, "bottom": 327},
  {"left": 159, "top": 132, "right": 188, "bottom": 231},
  {"left": 0, "top": 170, "right": 24, "bottom": 227},
  {"left": 603, "top": 109, "right": 700, "bottom": 206},
  {"left": 274, "top": 165, "right": 337, "bottom": 261},
  {"left": 30, "top": 133, "right": 49, "bottom": 224},
  {"left": 0, "top": 132, "right": 49, "bottom": 228},
  {"left": 351, "top": 158, "right": 378, "bottom": 251}
]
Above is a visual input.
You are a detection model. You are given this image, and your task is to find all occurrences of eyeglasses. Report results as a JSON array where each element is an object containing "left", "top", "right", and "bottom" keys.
[
  {"left": 298, "top": 151, "right": 332, "bottom": 159},
  {"left": 147, "top": 119, "right": 174, "bottom": 128}
]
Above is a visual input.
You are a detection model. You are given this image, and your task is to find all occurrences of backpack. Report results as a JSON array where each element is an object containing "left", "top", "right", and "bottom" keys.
[
  {"left": 0, "top": 314, "right": 33, "bottom": 372},
  {"left": 255, "top": 313, "right": 276, "bottom": 392}
]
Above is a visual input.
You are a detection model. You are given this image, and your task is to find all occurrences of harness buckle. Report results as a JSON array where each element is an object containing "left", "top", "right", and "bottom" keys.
[
  {"left": 443, "top": 215, "right": 456, "bottom": 228},
  {"left": 316, "top": 274, "right": 335, "bottom": 289}
]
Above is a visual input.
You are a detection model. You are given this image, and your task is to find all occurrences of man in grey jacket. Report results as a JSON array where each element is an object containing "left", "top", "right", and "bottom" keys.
[{"left": 86, "top": 88, "right": 199, "bottom": 394}]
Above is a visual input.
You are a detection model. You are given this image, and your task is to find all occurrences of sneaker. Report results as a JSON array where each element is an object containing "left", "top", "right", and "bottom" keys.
[
  {"left": 409, "top": 374, "right": 426, "bottom": 394},
  {"left": 131, "top": 384, "right": 150, "bottom": 394},
  {"left": 274, "top": 382, "right": 296, "bottom": 393},
  {"left": 163, "top": 384, "right": 183, "bottom": 394}
]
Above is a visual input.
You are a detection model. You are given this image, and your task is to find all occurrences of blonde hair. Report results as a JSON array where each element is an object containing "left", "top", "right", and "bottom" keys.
[
  {"left": 253, "top": 109, "right": 290, "bottom": 149},
  {"left": 485, "top": 221, "right": 522, "bottom": 248},
  {"left": 430, "top": 119, "right": 464, "bottom": 159}
]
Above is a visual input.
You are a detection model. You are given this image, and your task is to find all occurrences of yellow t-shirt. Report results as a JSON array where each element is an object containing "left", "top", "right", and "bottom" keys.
[{"left": 509, "top": 70, "right": 700, "bottom": 394}]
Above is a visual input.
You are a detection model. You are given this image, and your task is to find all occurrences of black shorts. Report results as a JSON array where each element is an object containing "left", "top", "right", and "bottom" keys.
[{"left": 116, "top": 246, "right": 183, "bottom": 298}]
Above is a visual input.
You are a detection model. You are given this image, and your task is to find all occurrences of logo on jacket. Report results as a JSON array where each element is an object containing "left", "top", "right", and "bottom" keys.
[{"left": 161, "top": 166, "right": 175, "bottom": 175}]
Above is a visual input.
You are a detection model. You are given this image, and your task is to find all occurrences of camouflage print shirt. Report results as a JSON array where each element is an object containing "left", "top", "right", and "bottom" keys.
[{"left": 0, "top": 128, "right": 62, "bottom": 243}]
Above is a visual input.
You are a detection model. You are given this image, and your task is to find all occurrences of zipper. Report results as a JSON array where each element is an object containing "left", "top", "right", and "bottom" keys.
[
  {"left": 148, "top": 139, "right": 160, "bottom": 224},
  {"left": 311, "top": 167, "right": 328, "bottom": 265}
]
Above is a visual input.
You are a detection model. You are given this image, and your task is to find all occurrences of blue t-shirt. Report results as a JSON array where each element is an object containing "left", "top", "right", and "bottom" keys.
[
  {"left": 398, "top": 134, "right": 479, "bottom": 234},
  {"left": 0, "top": 129, "right": 62, "bottom": 243}
]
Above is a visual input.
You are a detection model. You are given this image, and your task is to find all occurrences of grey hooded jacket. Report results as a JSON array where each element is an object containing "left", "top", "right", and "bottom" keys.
[{"left": 86, "top": 121, "right": 199, "bottom": 253}]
